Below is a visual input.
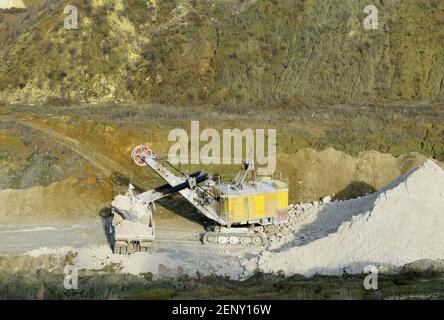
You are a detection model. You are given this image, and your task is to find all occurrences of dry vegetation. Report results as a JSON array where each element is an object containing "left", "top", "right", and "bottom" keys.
[
  {"left": 2, "top": 0, "right": 444, "bottom": 106},
  {"left": 1, "top": 267, "right": 444, "bottom": 300}
]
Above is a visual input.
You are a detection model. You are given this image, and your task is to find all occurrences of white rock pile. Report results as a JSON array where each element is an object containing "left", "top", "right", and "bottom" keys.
[{"left": 258, "top": 160, "right": 444, "bottom": 276}]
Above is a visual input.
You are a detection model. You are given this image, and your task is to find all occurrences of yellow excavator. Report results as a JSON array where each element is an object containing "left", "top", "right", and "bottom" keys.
[{"left": 111, "top": 145, "right": 289, "bottom": 253}]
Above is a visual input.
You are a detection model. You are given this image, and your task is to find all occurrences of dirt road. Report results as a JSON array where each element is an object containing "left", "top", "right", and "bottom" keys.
[{"left": 0, "top": 113, "right": 206, "bottom": 255}]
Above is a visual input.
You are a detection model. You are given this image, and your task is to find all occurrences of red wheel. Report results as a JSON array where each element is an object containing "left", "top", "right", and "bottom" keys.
[{"left": 131, "top": 145, "right": 153, "bottom": 167}]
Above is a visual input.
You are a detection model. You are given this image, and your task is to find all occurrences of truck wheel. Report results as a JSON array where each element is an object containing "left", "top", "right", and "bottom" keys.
[
  {"left": 229, "top": 236, "right": 240, "bottom": 245},
  {"left": 217, "top": 236, "right": 228, "bottom": 244},
  {"left": 203, "top": 234, "right": 216, "bottom": 244},
  {"left": 240, "top": 236, "right": 251, "bottom": 245},
  {"left": 252, "top": 236, "right": 262, "bottom": 245}
]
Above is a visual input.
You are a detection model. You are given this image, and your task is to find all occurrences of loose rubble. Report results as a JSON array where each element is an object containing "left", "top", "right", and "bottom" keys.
[{"left": 258, "top": 160, "right": 444, "bottom": 276}]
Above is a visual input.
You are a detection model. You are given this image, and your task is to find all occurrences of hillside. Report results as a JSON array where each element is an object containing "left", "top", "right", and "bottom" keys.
[{"left": 1, "top": 0, "right": 444, "bottom": 106}]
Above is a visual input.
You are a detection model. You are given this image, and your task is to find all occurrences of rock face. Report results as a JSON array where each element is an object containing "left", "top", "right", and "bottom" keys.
[
  {"left": 258, "top": 160, "right": 444, "bottom": 276},
  {"left": 278, "top": 147, "right": 437, "bottom": 203},
  {"left": 1, "top": 0, "right": 444, "bottom": 106}
]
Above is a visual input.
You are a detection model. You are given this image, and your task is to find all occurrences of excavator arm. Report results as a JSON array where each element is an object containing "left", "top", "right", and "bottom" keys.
[{"left": 131, "top": 145, "right": 224, "bottom": 224}]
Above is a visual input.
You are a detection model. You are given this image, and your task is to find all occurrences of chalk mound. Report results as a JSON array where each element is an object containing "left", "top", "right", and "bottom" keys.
[{"left": 258, "top": 160, "right": 444, "bottom": 276}]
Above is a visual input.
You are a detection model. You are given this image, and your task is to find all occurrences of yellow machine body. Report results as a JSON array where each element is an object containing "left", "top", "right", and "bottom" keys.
[{"left": 215, "top": 179, "right": 288, "bottom": 225}]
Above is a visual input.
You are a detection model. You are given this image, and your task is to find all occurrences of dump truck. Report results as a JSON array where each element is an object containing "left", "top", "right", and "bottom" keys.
[{"left": 110, "top": 145, "right": 288, "bottom": 253}]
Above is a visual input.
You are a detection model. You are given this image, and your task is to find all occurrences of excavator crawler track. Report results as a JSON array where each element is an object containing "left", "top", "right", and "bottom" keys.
[{"left": 202, "top": 231, "right": 267, "bottom": 246}]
